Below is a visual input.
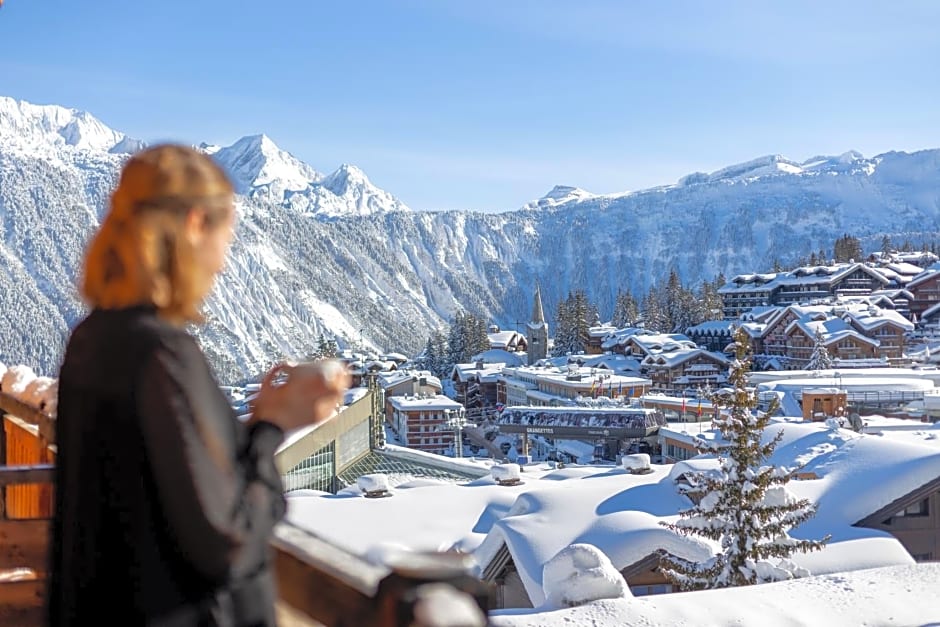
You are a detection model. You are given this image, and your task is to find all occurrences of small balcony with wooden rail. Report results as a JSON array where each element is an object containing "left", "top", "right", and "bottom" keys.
[{"left": 0, "top": 388, "right": 492, "bottom": 627}]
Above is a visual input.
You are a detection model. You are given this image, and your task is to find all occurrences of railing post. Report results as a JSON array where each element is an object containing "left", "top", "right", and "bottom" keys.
[{"left": 373, "top": 553, "right": 492, "bottom": 627}]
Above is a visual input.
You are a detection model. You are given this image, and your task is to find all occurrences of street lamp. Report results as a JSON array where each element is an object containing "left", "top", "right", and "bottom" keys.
[{"left": 444, "top": 408, "right": 468, "bottom": 458}]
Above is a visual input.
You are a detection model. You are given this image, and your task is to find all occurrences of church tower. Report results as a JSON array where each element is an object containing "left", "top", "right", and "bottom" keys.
[{"left": 526, "top": 284, "right": 548, "bottom": 365}]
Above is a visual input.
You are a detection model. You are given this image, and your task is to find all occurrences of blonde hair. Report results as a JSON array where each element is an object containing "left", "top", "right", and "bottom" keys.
[{"left": 81, "top": 144, "right": 234, "bottom": 324}]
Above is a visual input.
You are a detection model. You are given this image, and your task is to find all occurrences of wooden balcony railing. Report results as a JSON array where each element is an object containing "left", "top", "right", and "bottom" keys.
[{"left": 0, "top": 390, "right": 492, "bottom": 626}]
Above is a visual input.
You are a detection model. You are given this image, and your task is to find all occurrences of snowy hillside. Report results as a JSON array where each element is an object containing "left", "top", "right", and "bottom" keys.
[{"left": 2, "top": 96, "right": 940, "bottom": 383}]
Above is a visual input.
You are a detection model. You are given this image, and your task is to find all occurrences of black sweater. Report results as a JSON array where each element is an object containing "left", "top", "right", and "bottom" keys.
[{"left": 47, "top": 307, "right": 286, "bottom": 626}]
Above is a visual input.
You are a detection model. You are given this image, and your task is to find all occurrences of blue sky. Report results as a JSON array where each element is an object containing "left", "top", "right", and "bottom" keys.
[{"left": 2, "top": 1, "right": 939, "bottom": 212}]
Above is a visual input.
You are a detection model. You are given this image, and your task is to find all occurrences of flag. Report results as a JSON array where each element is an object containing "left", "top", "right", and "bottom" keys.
[
  {"left": 681, "top": 397, "right": 686, "bottom": 414},
  {"left": 597, "top": 378, "right": 604, "bottom": 397},
  {"left": 697, "top": 399, "right": 703, "bottom": 417},
  {"left": 589, "top": 380, "right": 597, "bottom": 397}
]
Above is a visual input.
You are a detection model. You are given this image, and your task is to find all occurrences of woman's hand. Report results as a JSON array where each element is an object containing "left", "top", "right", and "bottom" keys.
[{"left": 250, "top": 359, "right": 351, "bottom": 432}]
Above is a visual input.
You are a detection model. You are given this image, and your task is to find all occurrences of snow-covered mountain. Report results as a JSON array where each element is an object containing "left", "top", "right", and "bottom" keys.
[{"left": 2, "top": 96, "right": 940, "bottom": 383}]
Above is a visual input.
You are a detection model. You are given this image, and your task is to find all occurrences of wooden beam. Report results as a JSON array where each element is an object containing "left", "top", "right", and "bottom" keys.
[
  {"left": 0, "top": 465, "right": 55, "bottom": 487},
  {"left": 0, "top": 519, "right": 50, "bottom": 571},
  {"left": 0, "top": 393, "right": 56, "bottom": 445},
  {"left": 0, "top": 579, "right": 44, "bottom": 610},
  {"left": 271, "top": 522, "right": 386, "bottom": 626}
]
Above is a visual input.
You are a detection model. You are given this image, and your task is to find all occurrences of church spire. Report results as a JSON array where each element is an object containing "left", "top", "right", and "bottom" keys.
[{"left": 531, "top": 283, "right": 545, "bottom": 325}]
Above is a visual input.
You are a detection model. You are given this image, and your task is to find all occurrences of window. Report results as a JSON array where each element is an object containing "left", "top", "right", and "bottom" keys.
[
  {"left": 630, "top": 584, "right": 673, "bottom": 596},
  {"left": 886, "top": 498, "right": 929, "bottom": 523},
  {"left": 895, "top": 498, "right": 929, "bottom": 518}
]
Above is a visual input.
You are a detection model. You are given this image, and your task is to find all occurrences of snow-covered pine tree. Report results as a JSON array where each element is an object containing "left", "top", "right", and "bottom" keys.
[
  {"left": 641, "top": 285, "right": 667, "bottom": 333},
  {"left": 805, "top": 328, "right": 832, "bottom": 370},
  {"left": 552, "top": 294, "right": 578, "bottom": 356},
  {"left": 611, "top": 289, "right": 639, "bottom": 328},
  {"left": 467, "top": 313, "right": 492, "bottom": 359},
  {"left": 660, "top": 326, "right": 829, "bottom": 590}
]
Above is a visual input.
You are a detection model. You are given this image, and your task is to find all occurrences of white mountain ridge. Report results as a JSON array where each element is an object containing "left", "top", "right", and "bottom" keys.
[{"left": 2, "top": 95, "right": 940, "bottom": 384}]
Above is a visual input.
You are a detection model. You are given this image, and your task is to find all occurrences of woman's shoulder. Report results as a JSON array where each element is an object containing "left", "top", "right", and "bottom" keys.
[{"left": 76, "top": 306, "right": 199, "bottom": 357}]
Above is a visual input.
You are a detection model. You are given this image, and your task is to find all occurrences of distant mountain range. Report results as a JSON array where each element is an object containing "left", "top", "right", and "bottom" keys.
[{"left": 2, "top": 95, "right": 939, "bottom": 383}]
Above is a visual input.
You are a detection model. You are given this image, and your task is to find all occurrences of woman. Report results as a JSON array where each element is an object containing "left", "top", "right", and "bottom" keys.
[{"left": 48, "top": 144, "right": 350, "bottom": 626}]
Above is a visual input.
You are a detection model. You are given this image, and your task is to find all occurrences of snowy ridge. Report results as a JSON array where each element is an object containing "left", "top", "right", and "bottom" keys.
[{"left": 0, "top": 95, "right": 142, "bottom": 154}]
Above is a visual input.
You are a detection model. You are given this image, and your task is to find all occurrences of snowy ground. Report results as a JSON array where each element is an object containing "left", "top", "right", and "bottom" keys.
[{"left": 490, "top": 563, "right": 940, "bottom": 626}]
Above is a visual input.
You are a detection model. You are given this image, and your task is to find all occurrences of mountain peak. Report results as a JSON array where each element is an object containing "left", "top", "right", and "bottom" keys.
[
  {"left": 212, "top": 133, "right": 322, "bottom": 194},
  {"left": 526, "top": 185, "right": 596, "bottom": 209},
  {"left": 322, "top": 163, "right": 373, "bottom": 195},
  {"left": 0, "top": 95, "right": 143, "bottom": 154}
]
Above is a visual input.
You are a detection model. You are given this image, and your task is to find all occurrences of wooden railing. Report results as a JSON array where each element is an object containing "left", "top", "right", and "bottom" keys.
[{"left": 0, "top": 390, "right": 492, "bottom": 626}]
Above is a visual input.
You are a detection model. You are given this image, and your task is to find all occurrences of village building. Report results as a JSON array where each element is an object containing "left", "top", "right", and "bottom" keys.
[{"left": 387, "top": 394, "right": 466, "bottom": 455}]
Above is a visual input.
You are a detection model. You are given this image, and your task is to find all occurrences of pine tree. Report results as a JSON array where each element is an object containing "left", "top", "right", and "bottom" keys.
[
  {"left": 447, "top": 311, "right": 468, "bottom": 367},
  {"left": 552, "top": 291, "right": 596, "bottom": 355},
  {"left": 660, "top": 327, "right": 829, "bottom": 590},
  {"left": 611, "top": 289, "right": 640, "bottom": 328},
  {"left": 696, "top": 279, "right": 724, "bottom": 323},
  {"left": 642, "top": 286, "right": 667, "bottom": 333},
  {"left": 881, "top": 235, "right": 893, "bottom": 256},
  {"left": 833, "top": 234, "right": 863, "bottom": 263},
  {"left": 805, "top": 329, "right": 832, "bottom": 370}
]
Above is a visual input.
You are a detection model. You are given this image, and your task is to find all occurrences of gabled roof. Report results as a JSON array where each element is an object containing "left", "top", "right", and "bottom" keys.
[
  {"left": 842, "top": 307, "right": 914, "bottom": 332},
  {"left": 785, "top": 317, "right": 879, "bottom": 348},
  {"left": 641, "top": 348, "right": 730, "bottom": 370}
]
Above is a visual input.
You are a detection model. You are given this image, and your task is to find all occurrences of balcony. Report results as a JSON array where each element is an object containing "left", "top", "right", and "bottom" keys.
[{"left": 0, "top": 391, "right": 492, "bottom": 626}]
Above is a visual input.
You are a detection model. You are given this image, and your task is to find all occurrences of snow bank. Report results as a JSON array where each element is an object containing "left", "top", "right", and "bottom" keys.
[
  {"left": 542, "top": 544, "right": 630, "bottom": 608},
  {"left": 22, "top": 377, "right": 58, "bottom": 414},
  {"left": 1, "top": 365, "right": 37, "bottom": 400}
]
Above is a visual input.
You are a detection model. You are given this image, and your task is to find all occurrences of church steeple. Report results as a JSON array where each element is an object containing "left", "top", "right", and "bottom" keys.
[
  {"left": 531, "top": 283, "right": 545, "bottom": 325},
  {"left": 526, "top": 283, "right": 548, "bottom": 365}
]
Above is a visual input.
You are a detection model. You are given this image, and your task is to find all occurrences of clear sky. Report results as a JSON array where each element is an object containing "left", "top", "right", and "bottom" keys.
[{"left": 2, "top": 0, "right": 939, "bottom": 212}]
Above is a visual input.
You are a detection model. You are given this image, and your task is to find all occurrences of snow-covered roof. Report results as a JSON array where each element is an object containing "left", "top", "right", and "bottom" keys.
[
  {"left": 388, "top": 394, "right": 464, "bottom": 412},
  {"left": 286, "top": 421, "right": 938, "bottom": 616},
  {"left": 842, "top": 306, "right": 914, "bottom": 331},
  {"left": 377, "top": 369, "right": 442, "bottom": 390},
  {"left": 627, "top": 333, "right": 698, "bottom": 355},
  {"left": 488, "top": 330, "right": 525, "bottom": 350},
  {"left": 470, "top": 348, "right": 526, "bottom": 367},
  {"left": 599, "top": 327, "right": 650, "bottom": 350},
  {"left": 451, "top": 362, "right": 507, "bottom": 382},
  {"left": 686, "top": 320, "right": 737, "bottom": 334},
  {"left": 641, "top": 348, "right": 729, "bottom": 370}
]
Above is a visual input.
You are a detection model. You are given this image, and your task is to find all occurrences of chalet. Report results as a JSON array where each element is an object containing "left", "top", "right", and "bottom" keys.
[
  {"left": 639, "top": 349, "right": 729, "bottom": 394},
  {"left": 841, "top": 306, "right": 913, "bottom": 360},
  {"left": 585, "top": 324, "right": 617, "bottom": 354},
  {"left": 599, "top": 327, "right": 651, "bottom": 355},
  {"left": 451, "top": 361, "right": 505, "bottom": 421},
  {"left": 719, "top": 263, "right": 900, "bottom": 319},
  {"left": 718, "top": 272, "right": 780, "bottom": 318},
  {"left": 906, "top": 268, "right": 940, "bottom": 322},
  {"left": 784, "top": 315, "right": 878, "bottom": 365},
  {"left": 621, "top": 333, "right": 698, "bottom": 360},
  {"left": 487, "top": 326, "right": 528, "bottom": 353}
]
